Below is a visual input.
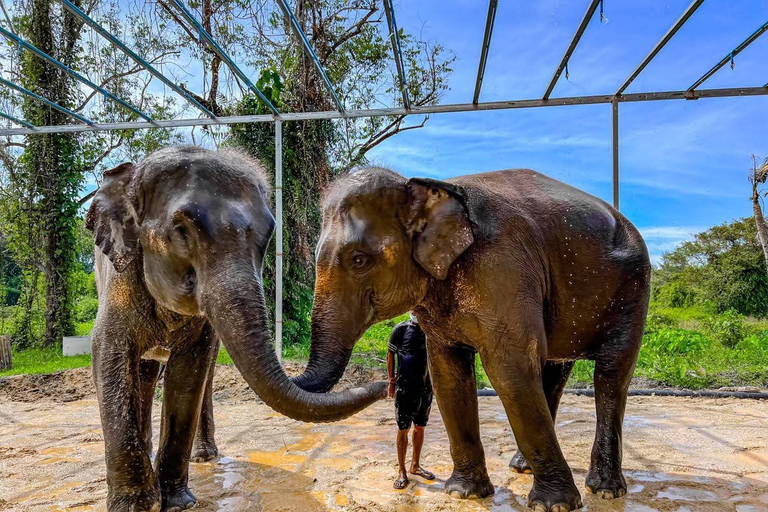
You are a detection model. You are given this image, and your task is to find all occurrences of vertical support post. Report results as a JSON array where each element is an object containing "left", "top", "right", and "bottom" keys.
[
  {"left": 275, "top": 120, "right": 283, "bottom": 362},
  {"left": 612, "top": 96, "right": 619, "bottom": 210}
]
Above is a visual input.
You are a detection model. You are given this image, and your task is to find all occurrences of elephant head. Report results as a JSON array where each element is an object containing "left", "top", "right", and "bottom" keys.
[
  {"left": 86, "top": 146, "right": 385, "bottom": 422},
  {"left": 293, "top": 167, "right": 474, "bottom": 393}
]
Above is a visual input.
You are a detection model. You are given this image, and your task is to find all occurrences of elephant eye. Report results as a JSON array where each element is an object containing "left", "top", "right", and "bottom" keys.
[{"left": 351, "top": 253, "right": 369, "bottom": 269}]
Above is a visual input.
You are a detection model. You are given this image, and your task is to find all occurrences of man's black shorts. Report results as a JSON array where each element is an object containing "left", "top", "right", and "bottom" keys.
[{"left": 395, "top": 387, "right": 433, "bottom": 430}]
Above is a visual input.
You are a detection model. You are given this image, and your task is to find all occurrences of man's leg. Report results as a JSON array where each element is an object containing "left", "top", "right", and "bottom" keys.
[
  {"left": 409, "top": 392, "right": 435, "bottom": 480},
  {"left": 395, "top": 427, "right": 410, "bottom": 489}
]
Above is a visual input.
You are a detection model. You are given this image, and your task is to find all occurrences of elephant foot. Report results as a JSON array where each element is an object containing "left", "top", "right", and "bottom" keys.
[
  {"left": 585, "top": 466, "right": 627, "bottom": 499},
  {"left": 510, "top": 450, "right": 533, "bottom": 474},
  {"left": 191, "top": 441, "right": 219, "bottom": 463},
  {"left": 445, "top": 469, "right": 495, "bottom": 499},
  {"left": 108, "top": 487, "right": 161, "bottom": 512},
  {"left": 527, "top": 477, "right": 582, "bottom": 512},
  {"left": 161, "top": 485, "right": 197, "bottom": 512}
]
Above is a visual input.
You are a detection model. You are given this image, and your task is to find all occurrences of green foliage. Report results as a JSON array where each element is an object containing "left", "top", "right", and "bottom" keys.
[
  {"left": 702, "top": 309, "right": 749, "bottom": 348},
  {"left": 653, "top": 217, "right": 768, "bottom": 317},
  {"left": 74, "top": 297, "right": 99, "bottom": 324}
]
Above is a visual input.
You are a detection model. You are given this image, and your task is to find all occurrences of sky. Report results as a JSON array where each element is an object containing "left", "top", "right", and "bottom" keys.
[{"left": 364, "top": 0, "right": 768, "bottom": 264}]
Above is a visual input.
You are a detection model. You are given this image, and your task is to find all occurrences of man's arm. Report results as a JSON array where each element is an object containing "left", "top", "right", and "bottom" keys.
[{"left": 387, "top": 324, "right": 405, "bottom": 399}]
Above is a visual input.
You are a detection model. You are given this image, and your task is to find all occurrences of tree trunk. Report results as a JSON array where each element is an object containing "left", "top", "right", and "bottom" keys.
[
  {"left": 0, "top": 335, "right": 11, "bottom": 370},
  {"left": 751, "top": 185, "right": 768, "bottom": 271}
]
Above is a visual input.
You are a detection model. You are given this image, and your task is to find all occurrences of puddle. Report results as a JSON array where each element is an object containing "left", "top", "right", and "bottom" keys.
[{"left": 657, "top": 486, "right": 718, "bottom": 502}]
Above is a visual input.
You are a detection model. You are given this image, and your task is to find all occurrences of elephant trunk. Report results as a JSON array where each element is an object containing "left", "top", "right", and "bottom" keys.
[
  {"left": 203, "top": 264, "right": 386, "bottom": 423},
  {"left": 291, "top": 294, "right": 362, "bottom": 393}
]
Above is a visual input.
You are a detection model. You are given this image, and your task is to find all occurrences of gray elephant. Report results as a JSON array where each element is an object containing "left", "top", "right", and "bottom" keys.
[
  {"left": 292, "top": 167, "right": 651, "bottom": 512},
  {"left": 86, "top": 146, "right": 385, "bottom": 512}
]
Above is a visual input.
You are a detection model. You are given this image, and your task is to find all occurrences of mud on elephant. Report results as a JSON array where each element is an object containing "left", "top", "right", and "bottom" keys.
[
  {"left": 87, "top": 146, "right": 385, "bottom": 512},
  {"left": 293, "top": 167, "right": 651, "bottom": 511}
]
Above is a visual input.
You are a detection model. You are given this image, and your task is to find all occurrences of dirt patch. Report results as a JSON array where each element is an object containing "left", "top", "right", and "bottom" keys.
[
  {"left": 0, "top": 362, "right": 386, "bottom": 404},
  {"left": 2, "top": 395, "right": 768, "bottom": 511}
]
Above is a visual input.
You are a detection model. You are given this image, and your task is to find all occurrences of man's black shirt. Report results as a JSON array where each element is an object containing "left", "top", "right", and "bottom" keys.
[{"left": 388, "top": 320, "right": 430, "bottom": 391}]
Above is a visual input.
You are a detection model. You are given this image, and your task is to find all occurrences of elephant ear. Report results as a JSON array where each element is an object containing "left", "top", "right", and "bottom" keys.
[
  {"left": 85, "top": 163, "right": 139, "bottom": 272},
  {"left": 404, "top": 177, "right": 474, "bottom": 280}
]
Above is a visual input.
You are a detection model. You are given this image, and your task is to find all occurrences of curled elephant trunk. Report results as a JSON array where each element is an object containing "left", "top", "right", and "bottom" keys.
[
  {"left": 292, "top": 291, "right": 367, "bottom": 394},
  {"left": 202, "top": 264, "right": 386, "bottom": 423}
]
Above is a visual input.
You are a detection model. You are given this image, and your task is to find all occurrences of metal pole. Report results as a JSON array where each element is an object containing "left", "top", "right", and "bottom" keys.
[
  {"left": 612, "top": 96, "right": 619, "bottom": 210},
  {"left": 275, "top": 120, "right": 283, "bottom": 363},
  {"left": 687, "top": 20, "right": 768, "bottom": 91},
  {"left": 383, "top": 0, "right": 410, "bottom": 109},
  {"left": 543, "top": 0, "right": 602, "bottom": 100},
  {"left": 0, "top": 76, "right": 94, "bottom": 125},
  {"left": 473, "top": 0, "right": 498, "bottom": 104},
  {"left": 616, "top": 0, "right": 705, "bottom": 96}
]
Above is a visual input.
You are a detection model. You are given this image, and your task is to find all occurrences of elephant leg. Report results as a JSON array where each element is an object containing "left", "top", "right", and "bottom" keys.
[
  {"left": 479, "top": 333, "right": 581, "bottom": 511},
  {"left": 429, "top": 342, "right": 494, "bottom": 499},
  {"left": 155, "top": 324, "right": 217, "bottom": 512},
  {"left": 510, "top": 361, "right": 574, "bottom": 473},
  {"left": 139, "top": 359, "right": 161, "bottom": 456},
  {"left": 586, "top": 293, "right": 646, "bottom": 499},
  {"left": 93, "top": 331, "right": 160, "bottom": 512},
  {"left": 192, "top": 341, "right": 219, "bottom": 462}
]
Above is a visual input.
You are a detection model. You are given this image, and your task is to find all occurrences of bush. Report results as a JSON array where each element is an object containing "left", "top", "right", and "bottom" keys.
[
  {"left": 702, "top": 309, "right": 748, "bottom": 348},
  {"left": 654, "top": 280, "right": 696, "bottom": 308},
  {"left": 74, "top": 297, "right": 99, "bottom": 323},
  {"left": 643, "top": 326, "right": 707, "bottom": 355}
]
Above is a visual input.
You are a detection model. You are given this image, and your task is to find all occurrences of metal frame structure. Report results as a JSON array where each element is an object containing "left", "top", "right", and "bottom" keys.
[{"left": 0, "top": 0, "right": 765, "bottom": 355}]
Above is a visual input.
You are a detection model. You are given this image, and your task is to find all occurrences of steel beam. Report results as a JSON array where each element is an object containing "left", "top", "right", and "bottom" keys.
[
  {"left": 616, "top": 0, "right": 705, "bottom": 96},
  {"left": 612, "top": 96, "right": 619, "bottom": 209},
  {"left": 383, "top": 0, "right": 409, "bottom": 109},
  {"left": 274, "top": 120, "right": 283, "bottom": 362},
  {"left": 543, "top": 0, "right": 602, "bottom": 100},
  {"left": 473, "top": 0, "right": 498, "bottom": 104},
  {"left": 0, "top": 27, "right": 153, "bottom": 122},
  {"left": 168, "top": 0, "right": 278, "bottom": 115},
  {"left": 688, "top": 21, "right": 768, "bottom": 91},
  {"left": 60, "top": 0, "right": 216, "bottom": 119},
  {"left": 0, "top": 109, "right": 35, "bottom": 129},
  {"left": 0, "top": 76, "right": 94, "bottom": 125},
  {"left": 0, "top": 86, "right": 765, "bottom": 136},
  {"left": 276, "top": 0, "right": 344, "bottom": 112}
]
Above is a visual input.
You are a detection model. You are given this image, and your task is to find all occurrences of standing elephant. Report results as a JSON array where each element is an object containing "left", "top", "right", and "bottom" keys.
[
  {"left": 86, "top": 146, "right": 385, "bottom": 512},
  {"left": 291, "top": 167, "right": 651, "bottom": 511}
]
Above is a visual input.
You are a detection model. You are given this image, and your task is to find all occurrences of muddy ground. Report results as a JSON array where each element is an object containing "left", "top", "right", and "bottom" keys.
[{"left": 2, "top": 366, "right": 768, "bottom": 511}]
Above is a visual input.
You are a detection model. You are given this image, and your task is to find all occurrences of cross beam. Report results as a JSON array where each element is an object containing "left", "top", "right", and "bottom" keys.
[
  {"left": 0, "top": 86, "right": 764, "bottom": 136},
  {"left": 543, "top": 0, "right": 602, "bottom": 100},
  {"left": 473, "top": 0, "right": 498, "bottom": 104},
  {"left": 0, "top": 76, "right": 94, "bottom": 125},
  {"left": 168, "top": 0, "right": 279, "bottom": 115},
  {"left": 383, "top": 0, "right": 409, "bottom": 109},
  {"left": 60, "top": 0, "right": 217, "bottom": 119},
  {"left": 276, "top": 0, "right": 344, "bottom": 112}
]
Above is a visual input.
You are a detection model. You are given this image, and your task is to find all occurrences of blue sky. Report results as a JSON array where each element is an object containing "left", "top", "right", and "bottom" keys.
[{"left": 366, "top": 0, "right": 768, "bottom": 264}]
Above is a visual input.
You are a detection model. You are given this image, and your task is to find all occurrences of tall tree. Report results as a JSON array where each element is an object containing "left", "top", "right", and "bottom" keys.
[
  {"left": 749, "top": 154, "right": 768, "bottom": 271},
  {"left": 153, "top": 0, "right": 453, "bottom": 343}
]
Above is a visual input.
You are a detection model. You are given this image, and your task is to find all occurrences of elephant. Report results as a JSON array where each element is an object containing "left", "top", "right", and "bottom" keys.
[
  {"left": 86, "top": 146, "right": 385, "bottom": 512},
  {"left": 292, "top": 166, "right": 651, "bottom": 512}
]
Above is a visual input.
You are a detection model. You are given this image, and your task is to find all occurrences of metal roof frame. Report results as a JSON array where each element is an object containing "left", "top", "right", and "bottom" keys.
[
  {"left": 168, "top": 0, "right": 279, "bottom": 115},
  {"left": 473, "top": 0, "right": 498, "bottom": 105},
  {"left": 0, "top": 26, "right": 153, "bottom": 121},
  {"left": 688, "top": 20, "right": 768, "bottom": 92},
  {"left": 0, "top": 76, "right": 94, "bottom": 124},
  {"left": 383, "top": 0, "right": 409, "bottom": 109},
  {"left": 542, "top": 0, "right": 602, "bottom": 100},
  {"left": 276, "top": 0, "right": 344, "bottom": 112},
  {"left": 59, "top": 0, "right": 217, "bottom": 119}
]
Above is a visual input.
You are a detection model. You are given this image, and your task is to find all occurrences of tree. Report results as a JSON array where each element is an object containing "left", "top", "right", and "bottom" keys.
[
  {"left": 0, "top": 0, "right": 181, "bottom": 346},
  {"left": 653, "top": 217, "right": 768, "bottom": 317},
  {"left": 749, "top": 154, "right": 768, "bottom": 271},
  {"left": 151, "top": 0, "right": 453, "bottom": 343}
]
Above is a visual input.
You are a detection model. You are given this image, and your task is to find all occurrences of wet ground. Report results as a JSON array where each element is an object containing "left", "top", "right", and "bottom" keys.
[{"left": 2, "top": 381, "right": 768, "bottom": 511}]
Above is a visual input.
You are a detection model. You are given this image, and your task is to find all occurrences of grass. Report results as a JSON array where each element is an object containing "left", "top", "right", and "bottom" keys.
[{"left": 0, "top": 346, "right": 92, "bottom": 378}]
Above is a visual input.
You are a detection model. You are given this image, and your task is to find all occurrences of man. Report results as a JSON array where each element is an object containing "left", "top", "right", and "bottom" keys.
[{"left": 387, "top": 313, "right": 435, "bottom": 489}]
